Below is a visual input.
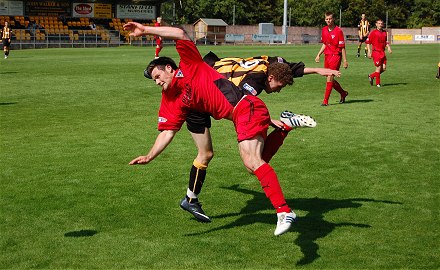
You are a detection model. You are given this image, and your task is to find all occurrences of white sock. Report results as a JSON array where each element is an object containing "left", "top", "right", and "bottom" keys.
[{"left": 186, "top": 188, "right": 198, "bottom": 199}]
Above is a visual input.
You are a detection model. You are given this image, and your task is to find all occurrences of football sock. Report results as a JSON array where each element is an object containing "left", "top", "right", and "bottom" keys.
[
  {"left": 155, "top": 47, "right": 161, "bottom": 57},
  {"left": 254, "top": 163, "right": 290, "bottom": 213},
  {"left": 262, "top": 128, "right": 290, "bottom": 163},
  {"left": 357, "top": 45, "right": 361, "bottom": 54},
  {"left": 323, "top": 82, "right": 333, "bottom": 103},
  {"left": 187, "top": 159, "right": 207, "bottom": 203},
  {"left": 332, "top": 80, "right": 345, "bottom": 94},
  {"left": 376, "top": 74, "right": 381, "bottom": 85}
]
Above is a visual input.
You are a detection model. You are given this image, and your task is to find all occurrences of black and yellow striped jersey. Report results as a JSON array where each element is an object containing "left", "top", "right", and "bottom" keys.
[
  {"left": 358, "top": 19, "right": 370, "bottom": 38},
  {"left": 203, "top": 52, "right": 305, "bottom": 96},
  {"left": 1, "top": 26, "right": 11, "bottom": 39}
]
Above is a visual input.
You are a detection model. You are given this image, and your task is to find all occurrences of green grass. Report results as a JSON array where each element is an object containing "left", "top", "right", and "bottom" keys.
[{"left": 0, "top": 43, "right": 439, "bottom": 269}]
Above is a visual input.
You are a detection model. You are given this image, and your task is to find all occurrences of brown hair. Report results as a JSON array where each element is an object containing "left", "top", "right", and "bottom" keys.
[{"left": 268, "top": 62, "right": 293, "bottom": 85}]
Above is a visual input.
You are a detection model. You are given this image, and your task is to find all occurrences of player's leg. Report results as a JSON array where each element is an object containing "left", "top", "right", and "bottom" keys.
[
  {"left": 180, "top": 112, "right": 213, "bottom": 222},
  {"left": 322, "top": 55, "right": 334, "bottom": 106},
  {"left": 437, "top": 62, "right": 440, "bottom": 79},
  {"left": 234, "top": 96, "right": 295, "bottom": 235},
  {"left": 188, "top": 128, "right": 213, "bottom": 202},
  {"left": 262, "top": 128, "right": 291, "bottom": 163},
  {"left": 357, "top": 41, "right": 361, "bottom": 57},
  {"left": 154, "top": 39, "right": 162, "bottom": 58}
]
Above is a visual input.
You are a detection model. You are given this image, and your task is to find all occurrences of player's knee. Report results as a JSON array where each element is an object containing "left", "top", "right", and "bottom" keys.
[{"left": 197, "top": 150, "right": 214, "bottom": 164}]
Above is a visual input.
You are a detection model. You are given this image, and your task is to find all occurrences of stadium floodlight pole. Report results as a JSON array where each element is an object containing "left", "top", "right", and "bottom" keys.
[
  {"left": 282, "top": 0, "right": 288, "bottom": 44},
  {"left": 339, "top": 7, "right": 342, "bottom": 27},
  {"left": 233, "top": 4, "right": 235, "bottom": 26}
]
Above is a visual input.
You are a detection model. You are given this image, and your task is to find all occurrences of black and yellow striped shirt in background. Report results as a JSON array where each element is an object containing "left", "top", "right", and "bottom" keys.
[
  {"left": 358, "top": 20, "right": 370, "bottom": 37},
  {"left": 2, "top": 27, "right": 11, "bottom": 39}
]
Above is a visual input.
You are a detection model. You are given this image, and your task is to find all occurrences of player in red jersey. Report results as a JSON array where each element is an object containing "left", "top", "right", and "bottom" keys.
[
  {"left": 154, "top": 17, "right": 163, "bottom": 58},
  {"left": 315, "top": 12, "right": 349, "bottom": 106},
  {"left": 366, "top": 19, "right": 392, "bottom": 88},
  {"left": 175, "top": 52, "right": 335, "bottom": 223},
  {"left": 123, "top": 22, "right": 296, "bottom": 236}
]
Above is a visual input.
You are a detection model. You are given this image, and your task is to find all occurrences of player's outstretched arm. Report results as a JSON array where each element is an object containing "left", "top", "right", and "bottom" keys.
[
  {"left": 123, "top": 22, "right": 190, "bottom": 41},
  {"left": 129, "top": 129, "right": 178, "bottom": 165},
  {"left": 304, "top": 67, "right": 341, "bottom": 77}
]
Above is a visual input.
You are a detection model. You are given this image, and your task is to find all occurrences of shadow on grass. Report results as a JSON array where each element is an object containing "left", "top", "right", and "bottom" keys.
[
  {"left": 0, "top": 71, "right": 18, "bottom": 75},
  {"left": 381, "top": 82, "right": 408, "bottom": 87},
  {"left": 0, "top": 102, "right": 17, "bottom": 106},
  {"left": 343, "top": 99, "right": 374, "bottom": 104},
  {"left": 64, "top": 229, "right": 98, "bottom": 237},
  {"left": 186, "top": 184, "right": 401, "bottom": 266}
]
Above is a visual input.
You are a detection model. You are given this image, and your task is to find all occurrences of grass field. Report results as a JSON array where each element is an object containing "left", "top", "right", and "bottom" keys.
[{"left": 0, "top": 43, "right": 439, "bottom": 269}]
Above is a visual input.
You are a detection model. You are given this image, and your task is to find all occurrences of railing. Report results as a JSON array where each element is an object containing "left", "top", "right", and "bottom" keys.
[
  {"left": 9, "top": 30, "right": 328, "bottom": 49},
  {"left": 10, "top": 29, "right": 163, "bottom": 49}
]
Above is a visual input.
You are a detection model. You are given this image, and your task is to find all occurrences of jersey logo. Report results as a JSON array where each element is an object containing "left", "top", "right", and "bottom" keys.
[
  {"left": 331, "top": 35, "right": 335, "bottom": 39},
  {"left": 176, "top": 70, "right": 184, "bottom": 78},
  {"left": 158, "top": 117, "right": 167, "bottom": 123},
  {"left": 243, "top": 83, "right": 258, "bottom": 96},
  {"left": 277, "top": 57, "right": 284, "bottom": 63},
  {"left": 239, "top": 59, "right": 259, "bottom": 69}
]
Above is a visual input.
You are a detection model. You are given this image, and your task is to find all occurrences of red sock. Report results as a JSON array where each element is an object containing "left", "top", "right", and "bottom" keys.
[
  {"left": 254, "top": 163, "right": 290, "bottom": 213},
  {"left": 376, "top": 73, "right": 381, "bottom": 85},
  {"left": 262, "top": 129, "right": 290, "bottom": 163},
  {"left": 155, "top": 47, "right": 161, "bottom": 57},
  {"left": 332, "top": 80, "right": 345, "bottom": 94},
  {"left": 323, "top": 82, "right": 333, "bottom": 103}
]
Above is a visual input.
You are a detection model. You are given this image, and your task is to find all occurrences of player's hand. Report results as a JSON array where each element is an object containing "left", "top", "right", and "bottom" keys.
[
  {"left": 315, "top": 56, "right": 320, "bottom": 63},
  {"left": 367, "top": 52, "right": 372, "bottom": 59},
  {"left": 388, "top": 48, "right": 392, "bottom": 54},
  {"left": 319, "top": 69, "right": 341, "bottom": 77},
  {"left": 343, "top": 61, "right": 348, "bottom": 69},
  {"left": 123, "top": 22, "right": 145, "bottom": 37},
  {"left": 129, "top": 155, "right": 151, "bottom": 165}
]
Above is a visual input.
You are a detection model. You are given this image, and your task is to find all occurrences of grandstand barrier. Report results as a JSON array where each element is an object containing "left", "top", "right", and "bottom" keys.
[
  {"left": 251, "top": 34, "right": 286, "bottom": 44},
  {"left": 302, "top": 34, "right": 320, "bottom": 44},
  {"left": 225, "top": 34, "right": 245, "bottom": 44}
]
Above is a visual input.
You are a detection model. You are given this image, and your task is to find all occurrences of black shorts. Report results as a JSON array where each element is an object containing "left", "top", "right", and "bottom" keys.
[
  {"left": 2, "top": 39, "right": 10, "bottom": 47},
  {"left": 186, "top": 110, "right": 211, "bottom": 133},
  {"left": 359, "top": 36, "right": 368, "bottom": 43}
]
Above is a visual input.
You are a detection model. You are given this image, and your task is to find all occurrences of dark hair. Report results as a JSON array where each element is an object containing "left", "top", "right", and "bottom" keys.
[
  {"left": 325, "top": 12, "right": 334, "bottom": 18},
  {"left": 144, "top": 57, "right": 178, "bottom": 79},
  {"left": 268, "top": 62, "right": 293, "bottom": 86}
]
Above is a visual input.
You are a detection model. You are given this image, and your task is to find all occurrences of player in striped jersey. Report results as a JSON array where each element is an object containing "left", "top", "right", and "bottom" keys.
[
  {"left": 1, "top": 22, "right": 12, "bottom": 59},
  {"left": 357, "top": 14, "right": 370, "bottom": 57}
]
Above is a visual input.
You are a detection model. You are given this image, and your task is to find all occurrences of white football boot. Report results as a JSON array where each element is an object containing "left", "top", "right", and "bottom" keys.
[
  {"left": 280, "top": 111, "right": 317, "bottom": 128},
  {"left": 274, "top": 211, "right": 297, "bottom": 236}
]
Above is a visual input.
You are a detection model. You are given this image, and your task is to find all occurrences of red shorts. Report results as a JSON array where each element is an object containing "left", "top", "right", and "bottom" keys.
[
  {"left": 232, "top": 95, "right": 270, "bottom": 142},
  {"left": 324, "top": 54, "right": 342, "bottom": 70},
  {"left": 372, "top": 51, "right": 387, "bottom": 66}
]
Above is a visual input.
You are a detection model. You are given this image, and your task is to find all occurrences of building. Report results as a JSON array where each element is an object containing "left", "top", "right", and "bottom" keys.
[{"left": 193, "top": 18, "right": 227, "bottom": 44}]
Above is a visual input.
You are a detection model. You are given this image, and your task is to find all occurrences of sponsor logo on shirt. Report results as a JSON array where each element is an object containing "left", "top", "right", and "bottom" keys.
[
  {"left": 331, "top": 35, "right": 335, "bottom": 39},
  {"left": 277, "top": 57, "right": 283, "bottom": 63},
  {"left": 176, "top": 69, "right": 184, "bottom": 78},
  {"left": 158, "top": 117, "right": 167, "bottom": 123},
  {"left": 243, "top": 83, "right": 257, "bottom": 96}
]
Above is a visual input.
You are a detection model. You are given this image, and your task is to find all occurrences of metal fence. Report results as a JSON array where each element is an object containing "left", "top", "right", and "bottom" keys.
[{"left": 10, "top": 29, "right": 161, "bottom": 49}]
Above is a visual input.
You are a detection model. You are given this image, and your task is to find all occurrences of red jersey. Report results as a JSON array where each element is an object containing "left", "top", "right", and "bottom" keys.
[
  {"left": 320, "top": 26, "right": 345, "bottom": 55},
  {"left": 366, "top": 29, "right": 388, "bottom": 51},
  {"left": 157, "top": 40, "right": 235, "bottom": 131}
]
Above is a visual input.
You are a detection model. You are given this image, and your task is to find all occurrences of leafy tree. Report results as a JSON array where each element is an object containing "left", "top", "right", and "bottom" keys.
[{"left": 159, "top": 0, "right": 440, "bottom": 28}]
